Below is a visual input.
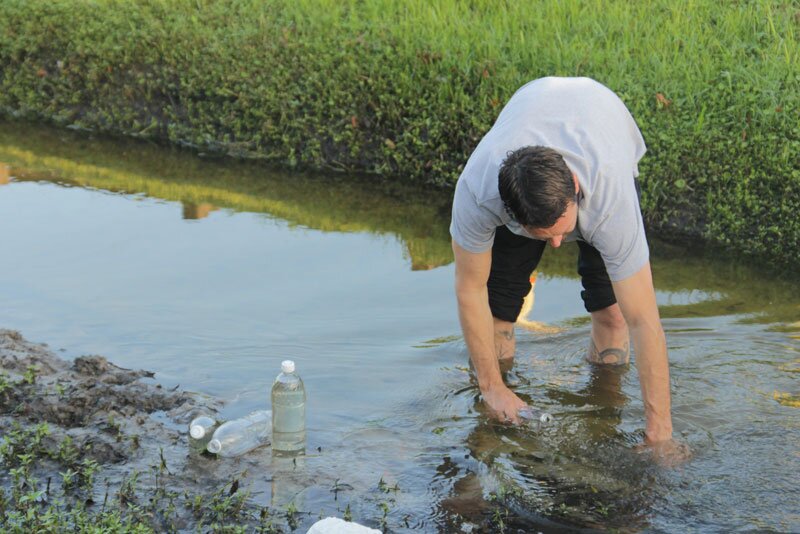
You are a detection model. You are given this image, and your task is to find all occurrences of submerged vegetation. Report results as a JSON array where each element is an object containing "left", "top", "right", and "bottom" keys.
[{"left": 0, "top": 0, "right": 797, "bottom": 269}]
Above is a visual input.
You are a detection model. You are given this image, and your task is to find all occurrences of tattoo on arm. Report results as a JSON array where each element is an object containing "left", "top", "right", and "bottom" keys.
[{"left": 500, "top": 330, "right": 514, "bottom": 341}]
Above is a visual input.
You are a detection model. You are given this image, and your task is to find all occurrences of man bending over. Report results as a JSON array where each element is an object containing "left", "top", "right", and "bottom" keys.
[{"left": 451, "top": 77, "right": 684, "bottom": 457}]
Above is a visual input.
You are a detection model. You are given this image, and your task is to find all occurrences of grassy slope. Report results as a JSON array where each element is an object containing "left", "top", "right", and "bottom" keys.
[{"left": 0, "top": 0, "right": 797, "bottom": 269}]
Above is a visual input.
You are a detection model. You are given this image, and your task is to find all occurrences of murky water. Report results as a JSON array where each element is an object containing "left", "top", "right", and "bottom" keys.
[{"left": 1, "top": 121, "right": 798, "bottom": 532}]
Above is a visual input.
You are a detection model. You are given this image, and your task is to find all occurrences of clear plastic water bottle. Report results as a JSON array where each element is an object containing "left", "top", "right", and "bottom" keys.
[
  {"left": 271, "top": 360, "right": 306, "bottom": 455},
  {"left": 518, "top": 405, "right": 554, "bottom": 430},
  {"left": 206, "top": 410, "right": 271, "bottom": 457},
  {"left": 188, "top": 415, "right": 219, "bottom": 453}
]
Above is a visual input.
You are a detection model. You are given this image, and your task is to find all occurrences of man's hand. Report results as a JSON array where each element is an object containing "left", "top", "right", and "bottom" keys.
[
  {"left": 481, "top": 383, "right": 528, "bottom": 424},
  {"left": 636, "top": 438, "right": 692, "bottom": 467},
  {"left": 453, "top": 240, "right": 526, "bottom": 423}
]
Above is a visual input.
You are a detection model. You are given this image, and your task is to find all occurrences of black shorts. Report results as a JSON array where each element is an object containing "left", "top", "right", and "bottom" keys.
[{"left": 487, "top": 225, "right": 617, "bottom": 322}]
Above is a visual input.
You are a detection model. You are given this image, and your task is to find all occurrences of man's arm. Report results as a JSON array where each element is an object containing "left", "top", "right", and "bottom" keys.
[
  {"left": 610, "top": 261, "right": 673, "bottom": 443},
  {"left": 452, "top": 240, "right": 527, "bottom": 422}
]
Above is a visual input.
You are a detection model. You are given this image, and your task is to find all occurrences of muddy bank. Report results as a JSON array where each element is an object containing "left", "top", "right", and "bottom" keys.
[
  {"left": 0, "top": 329, "right": 207, "bottom": 462},
  {"left": 0, "top": 330, "right": 581, "bottom": 533},
  {"left": 0, "top": 329, "right": 312, "bottom": 532}
]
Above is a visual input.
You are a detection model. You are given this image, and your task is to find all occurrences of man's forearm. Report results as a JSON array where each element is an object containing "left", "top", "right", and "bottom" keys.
[
  {"left": 630, "top": 320, "right": 673, "bottom": 442},
  {"left": 456, "top": 286, "right": 504, "bottom": 392}
]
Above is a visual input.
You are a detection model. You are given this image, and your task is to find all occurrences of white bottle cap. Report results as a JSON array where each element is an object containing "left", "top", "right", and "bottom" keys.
[
  {"left": 281, "top": 360, "right": 295, "bottom": 374},
  {"left": 207, "top": 439, "right": 222, "bottom": 454},
  {"left": 190, "top": 425, "right": 206, "bottom": 439}
]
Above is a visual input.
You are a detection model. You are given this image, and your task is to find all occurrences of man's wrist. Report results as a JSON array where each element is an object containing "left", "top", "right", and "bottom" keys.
[
  {"left": 478, "top": 374, "right": 506, "bottom": 395},
  {"left": 645, "top": 420, "right": 673, "bottom": 443}
]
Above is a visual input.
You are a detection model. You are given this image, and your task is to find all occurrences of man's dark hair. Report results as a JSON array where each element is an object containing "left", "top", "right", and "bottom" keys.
[{"left": 498, "top": 146, "right": 574, "bottom": 228}]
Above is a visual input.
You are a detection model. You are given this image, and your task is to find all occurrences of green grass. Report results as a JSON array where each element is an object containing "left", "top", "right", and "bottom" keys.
[{"left": 0, "top": 0, "right": 797, "bottom": 268}]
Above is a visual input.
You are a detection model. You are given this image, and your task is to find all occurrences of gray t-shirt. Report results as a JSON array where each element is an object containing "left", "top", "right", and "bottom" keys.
[{"left": 450, "top": 77, "right": 649, "bottom": 282}]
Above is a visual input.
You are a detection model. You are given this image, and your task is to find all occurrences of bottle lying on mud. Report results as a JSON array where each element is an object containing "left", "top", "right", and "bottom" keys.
[
  {"left": 271, "top": 360, "right": 306, "bottom": 455},
  {"left": 518, "top": 406, "right": 554, "bottom": 428},
  {"left": 206, "top": 410, "right": 271, "bottom": 457},
  {"left": 188, "top": 415, "right": 219, "bottom": 453}
]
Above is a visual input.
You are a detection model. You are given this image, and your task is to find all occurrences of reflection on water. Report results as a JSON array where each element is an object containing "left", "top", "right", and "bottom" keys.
[
  {"left": 182, "top": 202, "right": 217, "bottom": 220},
  {"left": 0, "top": 121, "right": 453, "bottom": 271},
  {"left": 0, "top": 120, "right": 798, "bottom": 532}
]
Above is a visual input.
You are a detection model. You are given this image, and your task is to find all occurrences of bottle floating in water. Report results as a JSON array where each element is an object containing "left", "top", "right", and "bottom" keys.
[
  {"left": 271, "top": 360, "right": 306, "bottom": 455},
  {"left": 206, "top": 410, "right": 271, "bottom": 457},
  {"left": 518, "top": 406, "right": 554, "bottom": 429},
  {"left": 188, "top": 415, "right": 219, "bottom": 453}
]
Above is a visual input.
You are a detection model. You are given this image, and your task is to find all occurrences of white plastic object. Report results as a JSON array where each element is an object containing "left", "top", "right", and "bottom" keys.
[
  {"left": 518, "top": 405, "right": 554, "bottom": 426},
  {"left": 189, "top": 415, "right": 217, "bottom": 439},
  {"left": 307, "top": 517, "right": 381, "bottom": 534},
  {"left": 281, "top": 360, "right": 295, "bottom": 374},
  {"left": 206, "top": 410, "right": 271, "bottom": 457}
]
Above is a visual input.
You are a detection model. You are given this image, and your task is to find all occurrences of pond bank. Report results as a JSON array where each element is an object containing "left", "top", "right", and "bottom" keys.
[
  {"left": 0, "top": 329, "right": 540, "bottom": 533},
  {"left": 0, "top": 329, "right": 369, "bottom": 531},
  {"left": 0, "top": 329, "right": 258, "bottom": 531}
]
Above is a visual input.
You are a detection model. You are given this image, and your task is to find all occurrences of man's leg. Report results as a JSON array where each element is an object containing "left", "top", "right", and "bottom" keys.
[
  {"left": 589, "top": 303, "right": 630, "bottom": 365},
  {"left": 577, "top": 241, "right": 630, "bottom": 365},
  {"left": 488, "top": 226, "right": 546, "bottom": 368},
  {"left": 493, "top": 317, "right": 516, "bottom": 371}
]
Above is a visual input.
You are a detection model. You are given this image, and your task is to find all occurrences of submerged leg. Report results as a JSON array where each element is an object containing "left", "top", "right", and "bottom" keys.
[
  {"left": 587, "top": 303, "right": 630, "bottom": 365},
  {"left": 494, "top": 317, "right": 516, "bottom": 367}
]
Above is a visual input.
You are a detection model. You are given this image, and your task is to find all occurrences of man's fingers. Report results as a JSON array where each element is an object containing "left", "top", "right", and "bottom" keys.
[
  {"left": 502, "top": 409, "right": 522, "bottom": 425},
  {"left": 494, "top": 408, "right": 520, "bottom": 425}
]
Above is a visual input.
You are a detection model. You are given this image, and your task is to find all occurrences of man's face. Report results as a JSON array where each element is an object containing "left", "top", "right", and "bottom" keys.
[{"left": 524, "top": 201, "right": 578, "bottom": 248}]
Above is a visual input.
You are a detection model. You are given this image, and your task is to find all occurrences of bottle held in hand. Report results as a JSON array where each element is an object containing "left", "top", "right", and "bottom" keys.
[
  {"left": 206, "top": 410, "right": 271, "bottom": 457},
  {"left": 518, "top": 405, "right": 554, "bottom": 429},
  {"left": 271, "top": 360, "right": 306, "bottom": 455}
]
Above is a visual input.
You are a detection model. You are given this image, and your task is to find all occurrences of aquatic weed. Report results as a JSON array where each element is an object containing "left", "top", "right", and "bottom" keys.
[
  {"left": 78, "top": 458, "right": 100, "bottom": 493},
  {"left": 285, "top": 501, "right": 299, "bottom": 530},
  {"left": 378, "top": 501, "right": 391, "bottom": 532},
  {"left": 21, "top": 365, "right": 38, "bottom": 386},
  {"left": 0, "top": 373, "right": 11, "bottom": 397}
]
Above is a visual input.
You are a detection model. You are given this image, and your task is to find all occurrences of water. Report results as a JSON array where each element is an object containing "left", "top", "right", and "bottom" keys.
[
  {"left": 0, "top": 120, "right": 798, "bottom": 532},
  {"left": 272, "top": 362, "right": 306, "bottom": 454}
]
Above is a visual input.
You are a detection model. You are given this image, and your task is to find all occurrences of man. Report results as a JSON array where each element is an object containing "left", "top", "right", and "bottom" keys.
[{"left": 450, "top": 77, "right": 681, "bottom": 455}]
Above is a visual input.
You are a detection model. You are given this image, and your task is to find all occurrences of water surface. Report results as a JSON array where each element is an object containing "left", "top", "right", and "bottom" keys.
[{"left": 1, "top": 121, "right": 798, "bottom": 532}]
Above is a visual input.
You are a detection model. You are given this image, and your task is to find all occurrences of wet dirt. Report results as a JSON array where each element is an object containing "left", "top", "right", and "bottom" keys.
[
  {"left": 0, "top": 329, "right": 276, "bottom": 531},
  {"left": 0, "top": 329, "right": 215, "bottom": 463}
]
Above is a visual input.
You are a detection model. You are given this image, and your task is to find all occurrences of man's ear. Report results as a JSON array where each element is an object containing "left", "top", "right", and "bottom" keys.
[{"left": 572, "top": 173, "right": 580, "bottom": 195}]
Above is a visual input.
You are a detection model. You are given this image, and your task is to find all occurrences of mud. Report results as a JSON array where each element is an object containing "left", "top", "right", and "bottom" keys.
[
  {"left": 0, "top": 329, "right": 282, "bottom": 531},
  {"left": 0, "top": 329, "right": 214, "bottom": 461},
  {"left": 0, "top": 330, "right": 561, "bottom": 532}
]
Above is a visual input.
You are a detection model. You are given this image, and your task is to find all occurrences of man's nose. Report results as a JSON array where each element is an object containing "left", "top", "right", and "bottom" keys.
[{"left": 549, "top": 236, "right": 562, "bottom": 248}]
